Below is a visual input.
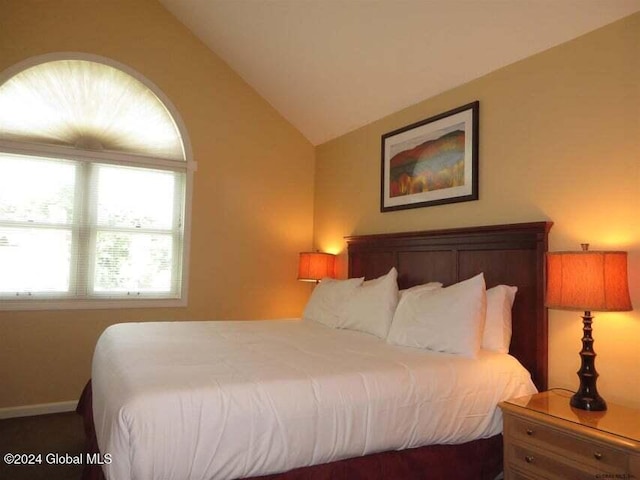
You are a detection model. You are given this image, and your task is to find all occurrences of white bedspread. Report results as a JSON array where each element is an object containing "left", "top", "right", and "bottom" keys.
[{"left": 92, "top": 319, "right": 536, "bottom": 480}]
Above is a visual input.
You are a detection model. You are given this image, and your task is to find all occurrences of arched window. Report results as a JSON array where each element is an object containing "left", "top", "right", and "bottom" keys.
[{"left": 0, "top": 54, "right": 194, "bottom": 309}]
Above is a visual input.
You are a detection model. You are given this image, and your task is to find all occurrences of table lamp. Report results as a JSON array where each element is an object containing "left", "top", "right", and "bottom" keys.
[
  {"left": 546, "top": 244, "right": 632, "bottom": 411},
  {"left": 297, "top": 251, "right": 335, "bottom": 283}
]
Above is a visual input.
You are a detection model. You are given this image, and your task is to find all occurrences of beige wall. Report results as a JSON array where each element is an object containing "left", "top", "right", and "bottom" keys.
[
  {"left": 0, "top": 0, "right": 315, "bottom": 408},
  {"left": 315, "top": 14, "right": 640, "bottom": 408}
]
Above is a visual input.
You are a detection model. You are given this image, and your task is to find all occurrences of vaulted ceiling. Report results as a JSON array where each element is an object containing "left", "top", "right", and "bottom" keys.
[{"left": 159, "top": 0, "right": 640, "bottom": 145}]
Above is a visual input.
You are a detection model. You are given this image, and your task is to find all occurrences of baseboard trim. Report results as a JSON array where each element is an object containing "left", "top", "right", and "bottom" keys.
[{"left": 0, "top": 400, "right": 77, "bottom": 419}]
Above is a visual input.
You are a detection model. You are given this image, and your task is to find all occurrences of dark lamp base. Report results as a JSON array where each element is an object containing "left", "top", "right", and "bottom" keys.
[
  {"left": 570, "top": 392, "right": 607, "bottom": 411},
  {"left": 571, "top": 311, "right": 608, "bottom": 412}
]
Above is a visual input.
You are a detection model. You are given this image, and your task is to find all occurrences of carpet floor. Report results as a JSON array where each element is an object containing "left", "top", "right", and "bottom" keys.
[{"left": 0, "top": 411, "right": 85, "bottom": 480}]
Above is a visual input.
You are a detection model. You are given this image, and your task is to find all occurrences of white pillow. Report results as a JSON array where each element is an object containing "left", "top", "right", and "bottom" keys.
[
  {"left": 399, "top": 282, "right": 442, "bottom": 299},
  {"left": 303, "top": 277, "right": 364, "bottom": 328},
  {"left": 387, "top": 273, "right": 487, "bottom": 358},
  {"left": 340, "top": 268, "right": 399, "bottom": 338},
  {"left": 482, "top": 285, "right": 517, "bottom": 353}
]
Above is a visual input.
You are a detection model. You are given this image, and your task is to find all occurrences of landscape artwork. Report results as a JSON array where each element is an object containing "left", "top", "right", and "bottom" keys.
[
  {"left": 388, "top": 126, "right": 465, "bottom": 198},
  {"left": 380, "top": 101, "right": 479, "bottom": 212}
]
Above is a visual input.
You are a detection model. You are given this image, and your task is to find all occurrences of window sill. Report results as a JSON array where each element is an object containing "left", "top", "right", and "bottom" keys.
[{"left": 0, "top": 297, "right": 187, "bottom": 311}]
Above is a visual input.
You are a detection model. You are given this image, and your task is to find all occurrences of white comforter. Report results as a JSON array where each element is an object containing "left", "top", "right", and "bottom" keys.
[{"left": 92, "top": 319, "right": 536, "bottom": 480}]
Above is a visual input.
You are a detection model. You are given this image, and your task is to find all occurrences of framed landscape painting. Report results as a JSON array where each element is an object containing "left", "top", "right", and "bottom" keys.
[{"left": 380, "top": 101, "right": 479, "bottom": 212}]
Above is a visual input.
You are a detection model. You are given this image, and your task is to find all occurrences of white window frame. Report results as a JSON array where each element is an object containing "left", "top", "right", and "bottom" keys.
[{"left": 0, "top": 53, "right": 195, "bottom": 311}]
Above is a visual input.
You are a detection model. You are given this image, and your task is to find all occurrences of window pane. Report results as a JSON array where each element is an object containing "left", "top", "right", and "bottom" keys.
[
  {"left": 0, "top": 228, "right": 71, "bottom": 293},
  {"left": 94, "top": 231, "right": 174, "bottom": 293},
  {"left": 0, "top": 153, "right": 75, "bottom": 224},
  {"left": 96, "top": 165, "right": 177, "bottom": 229}
]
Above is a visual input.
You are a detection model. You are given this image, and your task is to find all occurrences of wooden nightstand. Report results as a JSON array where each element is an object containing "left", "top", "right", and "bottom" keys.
[{"left": 499, "top": 389, "right": 640, "bottom": 480}]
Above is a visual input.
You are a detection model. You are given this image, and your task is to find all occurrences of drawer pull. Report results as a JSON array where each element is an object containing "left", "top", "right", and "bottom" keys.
[
  {"left": 594, "top": 452, "right": 603, "bottom": 461},
  {"left": 526, "top": 428, "right": 534, "bottom": 436},
  {"left": 525, "top": 455, "right": 535, "bottom": 464}
]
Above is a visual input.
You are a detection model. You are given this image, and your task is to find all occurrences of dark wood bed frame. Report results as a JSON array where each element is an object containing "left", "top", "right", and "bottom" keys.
[
  {"left": 78, "top": 221, "right": 552, "bottom": 480},
  {"left": 346, "top": 221, "right": 551, "bottom": 392}
]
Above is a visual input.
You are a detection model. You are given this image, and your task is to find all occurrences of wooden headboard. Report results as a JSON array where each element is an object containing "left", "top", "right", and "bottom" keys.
[{"left": 346, "top": 221, "right": 552, "bottom": 391}]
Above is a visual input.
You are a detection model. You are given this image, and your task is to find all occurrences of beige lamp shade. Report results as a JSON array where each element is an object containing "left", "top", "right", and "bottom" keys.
[
  {"left": 546, "top": 251, "right": 632, "bottom": 312},
  {"left": 297, "top": 252, "right": 335, "bottom": 282}
]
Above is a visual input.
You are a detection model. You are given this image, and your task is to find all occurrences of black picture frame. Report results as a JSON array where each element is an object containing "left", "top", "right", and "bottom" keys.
[{"left": 380, "top": 101, "right": 479, "bottom": 212}]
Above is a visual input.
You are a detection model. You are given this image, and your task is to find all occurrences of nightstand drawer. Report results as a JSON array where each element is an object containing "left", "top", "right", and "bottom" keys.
[
  {"left": 507, "top": 415, "right": 628, "bottom": 472},
  {"left": 504, "top": 471, "right": 538, "bottom": 480},
  {"left": 508, "top": 442, "right": 607, "bottom": 480}
]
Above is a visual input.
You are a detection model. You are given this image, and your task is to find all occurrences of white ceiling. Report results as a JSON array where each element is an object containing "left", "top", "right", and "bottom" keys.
[{"left": 159, "top": 0, "right": 640, "bottom": 145}]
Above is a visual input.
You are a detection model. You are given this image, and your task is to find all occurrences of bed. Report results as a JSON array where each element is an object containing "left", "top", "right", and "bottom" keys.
[{"left": 78, "top": 221, "right": 552, "bottom": 480}]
